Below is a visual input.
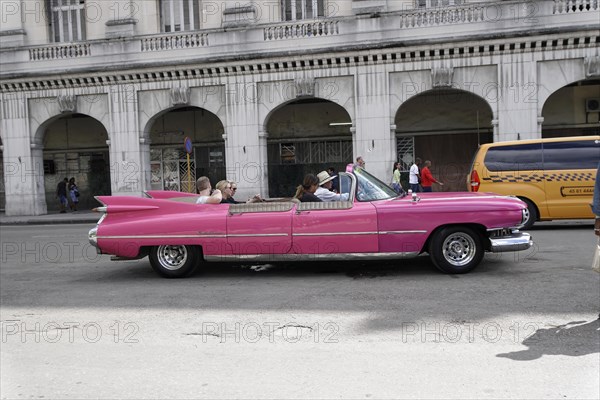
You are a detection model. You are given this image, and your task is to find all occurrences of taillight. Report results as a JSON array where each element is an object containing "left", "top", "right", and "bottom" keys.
[{"left": 470, "top": 170, "right": 480, "bottom": 192}]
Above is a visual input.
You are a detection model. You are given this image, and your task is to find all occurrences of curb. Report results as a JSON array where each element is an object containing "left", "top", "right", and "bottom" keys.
[
  {"left": 0, "top": 212, "right": 100, "bottom": 226},
  {"left": 0, "top": 219, "right": 99, "bottom": 226}
]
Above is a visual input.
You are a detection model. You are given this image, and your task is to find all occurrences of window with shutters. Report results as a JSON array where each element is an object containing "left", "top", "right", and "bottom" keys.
[
  {"left": 282, "top": 0, "right": 325, "bottom": 21},
  {"left": 160, "top": 0, "right": 201, "bottom": 32},
  {"left": 48, "top": 0, "right": 86, "bottom": 42}
]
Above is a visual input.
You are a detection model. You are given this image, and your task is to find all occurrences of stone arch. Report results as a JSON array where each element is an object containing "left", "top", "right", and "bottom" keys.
[
  {"left": 394, "top": 88, "right": 494, "bottom": 192},
  {"left": 145, "top": 105, "right": 226, "bottom": 192},
  {"left": 30, "top": 94, "right": 110, "bottom": 145},
  {"left": 538, "top": 58, "right": 591, "bottom": 117},
  {"left": 258, "top": 76, "right": 355, "bottom": 135},
  {"left": 139, "top": 86, "right": 227, "bottom": 139},
  {"left": 540, "top": 76, "right": 600, "bottom": 138},
  {"left": 264, "top": 96, "right": 353, "bottom": 197},
  {"left": 36, "top": 111, "right": 110, "bottom": 211}
]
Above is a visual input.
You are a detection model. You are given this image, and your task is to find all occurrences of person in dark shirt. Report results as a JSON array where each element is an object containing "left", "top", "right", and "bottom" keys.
[
  {"left": 216, "top": 180, "right": 238, "bottom": 204},
  {"left": 216, "top": 180, "right": 263, "bottom": 204},
  {"left": 56, "top": 177, "right": 68, "bottom": 213},
  {"left": 327, "top": 166, "right": 339, "bottom": 193},
  {"left": 294, "top": 174, "right": 322, "bottom": 203}
]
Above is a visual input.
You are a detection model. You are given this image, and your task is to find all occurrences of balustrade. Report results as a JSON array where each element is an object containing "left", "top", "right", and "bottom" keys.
[{"left": 29, "top": 43, "right": 90, "bottom": 61}]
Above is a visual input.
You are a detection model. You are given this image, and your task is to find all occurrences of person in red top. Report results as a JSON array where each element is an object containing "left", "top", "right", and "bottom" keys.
[{"left": 420, "top": 160, "right": 444, "bottom": 192}]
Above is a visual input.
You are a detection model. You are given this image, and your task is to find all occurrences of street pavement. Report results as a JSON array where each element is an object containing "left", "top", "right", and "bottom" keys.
[{"left": 0, "top": 222, "right": 598, "bottom": 399}]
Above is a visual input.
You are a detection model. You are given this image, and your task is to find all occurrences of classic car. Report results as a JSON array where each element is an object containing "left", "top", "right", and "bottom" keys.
[{"left": 88, "top": 165, "right": 533, "bottom": 278}]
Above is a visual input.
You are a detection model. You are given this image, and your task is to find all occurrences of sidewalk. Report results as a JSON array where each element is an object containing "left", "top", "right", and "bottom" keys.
[{"left": 0, "top": 210, "right": 101, "bottom": 226}]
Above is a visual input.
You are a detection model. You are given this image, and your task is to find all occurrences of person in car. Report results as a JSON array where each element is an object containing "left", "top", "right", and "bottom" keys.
[
  {"left": 294, "top": 174, "right": 322, "bottom": 203},
  {"left": 315, "top": 171, "right": 349, "bottom": 202},
  {"left": 195, "top": 176, "right": 222, "bottom": 204},
  {"left": 217, "top": 180, "right": 263, "bottom": 204}
]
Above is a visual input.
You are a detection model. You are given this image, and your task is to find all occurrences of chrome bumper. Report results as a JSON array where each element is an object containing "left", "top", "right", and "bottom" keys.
[
  {"left": 88, "top": 227, "right": 98, "bottom": 249},
  {"left": 490, "top": 231, "right": 532, "bottom": 253}
]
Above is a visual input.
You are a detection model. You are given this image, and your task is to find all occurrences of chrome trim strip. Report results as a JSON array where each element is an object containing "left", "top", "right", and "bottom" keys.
[
  {"left": 99, "top": 231, "right": 425, "bottom": 240},
  {"left": 205, "top": 251, "right": 420, "bottom": 262},
  {"left": 490, "top": 232, "right": 532, "bottom": 253},
  {"left": 96, "top": 212, "right": 107, "bottom": 226},
  {"left": 97, "top": 234, "right": 227, "bottom": 239},
  {"left": 380, "top": 230, "right": 427, "bottom": 234},
  {"left": 293, "top": 231, "right": 377, "bottom": 237},
  {"left": 419, "top": 195, "right": 516, "bottom": 202},
  {"left": 228, "top": 233, "right": 289, "bottom": 238}
]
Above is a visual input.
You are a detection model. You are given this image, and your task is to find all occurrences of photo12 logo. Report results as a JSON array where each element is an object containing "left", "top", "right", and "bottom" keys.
[
  {"left": 1, "top": 321, "right": 140, "bottom": 344},
  {"left": 194, "top": 321, "right": 340, "bottom": 344}
]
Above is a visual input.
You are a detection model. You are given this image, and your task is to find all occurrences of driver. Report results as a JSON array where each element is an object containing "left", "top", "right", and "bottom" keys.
[{"left": 315, "top": 171, "right": 350, "bottom": 202}]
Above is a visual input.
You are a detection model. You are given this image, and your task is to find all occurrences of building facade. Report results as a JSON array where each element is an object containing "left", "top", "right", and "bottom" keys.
[{"left": 0, "top": 0, "right": 598, "bottom": 215}]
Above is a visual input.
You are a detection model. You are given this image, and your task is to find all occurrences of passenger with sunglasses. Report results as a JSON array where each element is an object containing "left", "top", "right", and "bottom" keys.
[{"left": 217, "top": 180, "right": 263, "bottom": 204}]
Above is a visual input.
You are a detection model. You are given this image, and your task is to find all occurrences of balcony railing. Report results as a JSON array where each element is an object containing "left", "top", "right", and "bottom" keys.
[
  {"left": 141, "top": 32, "right": 209, "bottom": 52},
  {"left": 264, "top": 20, "right": 340, "bottom": 41},
  {"left": 4, "top": 0, "right": 597, "bottom": 73},
  {"left": 399, "top": 3, "right": 486, "bottom": 28},
  {"left": 29, "top": 43, "right": 91, "bottom": 61},
  {"left": 553, "top": 0, "right": 599, "bottom": 13}
]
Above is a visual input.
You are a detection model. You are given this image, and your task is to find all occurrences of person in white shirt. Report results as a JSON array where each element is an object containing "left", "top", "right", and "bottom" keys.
[
  {"left": 409, "top": 157, "right": 422, "bottom": 193},
  {"left": 195, "top": 176, "right": 222, "bottom": 204},
  {"left": 315, "top": 171, "right": 350, "bottom": 202}
]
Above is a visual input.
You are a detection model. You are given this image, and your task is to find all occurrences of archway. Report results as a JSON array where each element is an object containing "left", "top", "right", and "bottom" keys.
[
  {"left": 42, "top": 113, "right": 110, "bottom": 211},
  {"left": 265, "top": 97, "right": 353, "bottom": 197},
  {"left": 395, "top": 88, "right": 493, "bottom": 192},
  {"left": 541, "top": 78, "right": 600, "bottom": 138},
  {"left": 147, "top": 106, "right": 225, "bottom": 192}
]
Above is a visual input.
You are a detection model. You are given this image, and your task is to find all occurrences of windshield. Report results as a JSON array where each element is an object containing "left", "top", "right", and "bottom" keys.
[{"left": 354, "top": 166, "right": 398, "bottom": 201}]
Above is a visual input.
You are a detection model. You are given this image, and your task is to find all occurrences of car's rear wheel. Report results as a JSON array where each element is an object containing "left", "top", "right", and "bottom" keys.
[
  {"left": 429, "top": 226, "right": 484, "bottom": 274},
  {"left": 149, "top": 245, "right": 199, "bottom": 278}
]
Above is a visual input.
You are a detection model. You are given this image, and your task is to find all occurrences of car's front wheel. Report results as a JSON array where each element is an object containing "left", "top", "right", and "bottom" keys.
[
  {"left": 429, "top": 226, "right": 484, "bottom": 274},
  {"left": 149, "top": 245, "right": 199, "bottom": 278},
  {"left": 519, "top": 198, "right": 538, "bottom": 230}
]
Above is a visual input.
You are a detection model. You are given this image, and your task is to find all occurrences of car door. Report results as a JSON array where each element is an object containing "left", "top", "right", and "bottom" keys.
[
  {"left": 543, "top": 138, "right": 600, "bottom": 219},
  {"left": 291, "top": 173, "right": 379, "bottom": 256},
  {"left": 227, "top": 203, "right": 294, "bottom": 256}
]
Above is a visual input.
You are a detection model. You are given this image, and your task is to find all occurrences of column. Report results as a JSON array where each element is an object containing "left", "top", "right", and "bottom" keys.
[
  {"left": 108, "top": 83, "right": 145, "bottom": 196},
  {"left": 354, "top": 63, "right": 394, "bottom": 181},
  {"left": 1, "top": 93, "right": 46, "bottom": 215},
  {"left": 225, "top": 78, "right": 267, "bottom": 199},
  {"left": 497, "top": 58, "right": 540, "bottom": 141}
]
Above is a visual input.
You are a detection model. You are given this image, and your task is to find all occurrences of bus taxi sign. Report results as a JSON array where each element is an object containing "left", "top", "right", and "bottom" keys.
[{"left": 184, "top": 137, "right": 193, "bottom": 154}]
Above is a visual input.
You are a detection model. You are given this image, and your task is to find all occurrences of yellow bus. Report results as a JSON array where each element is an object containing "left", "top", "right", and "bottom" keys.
[{"left": 468, "top": 136, "right": 600, "bottom": 228}]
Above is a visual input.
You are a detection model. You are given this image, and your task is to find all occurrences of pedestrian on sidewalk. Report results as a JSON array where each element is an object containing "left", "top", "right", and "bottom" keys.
[
  {"left": 420, "top": 160, "right": 444, "bottom": 192},
  {"left": 391, "top": 162, "right": 404, "bottom": 194},
  {"left": 409, "top": 158, "right": 422, "bottom": 193},
  {"left": 68, "top": 177, "right": 80, "bottom": 211},
  {"left": 56, "top": 177, "right": 68, "bottom": 213}
]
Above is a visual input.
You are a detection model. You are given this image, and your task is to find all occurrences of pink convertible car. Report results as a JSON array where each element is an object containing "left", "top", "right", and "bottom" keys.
[{"left": 89, "top": 165, "right": 532, "bottom": 278}]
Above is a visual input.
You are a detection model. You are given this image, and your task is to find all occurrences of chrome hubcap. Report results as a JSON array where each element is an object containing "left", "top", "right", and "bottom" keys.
[
  {"left": 442, "top": 233, "right": 476, "bottom": 267},
  {"left": 157, "top": 245, "right": 188, "bottom": 270},
  {"left": 522, "top": 207, "right": 531, "bottom": 226}
]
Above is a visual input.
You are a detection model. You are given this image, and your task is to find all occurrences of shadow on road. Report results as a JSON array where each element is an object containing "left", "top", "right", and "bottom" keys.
[{"left": 496, "top": 318, "right": 600, "bottom": 360}]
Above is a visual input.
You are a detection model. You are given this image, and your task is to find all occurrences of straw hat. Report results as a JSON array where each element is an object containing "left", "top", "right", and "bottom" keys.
[{"left": 317, "top": 170, "right": 336, "bottom": 186}]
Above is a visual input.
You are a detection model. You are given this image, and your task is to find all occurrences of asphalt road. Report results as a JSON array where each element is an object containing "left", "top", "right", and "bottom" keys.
[{"left": 1, "top": 223, "right": 599, "bottom": 399}]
